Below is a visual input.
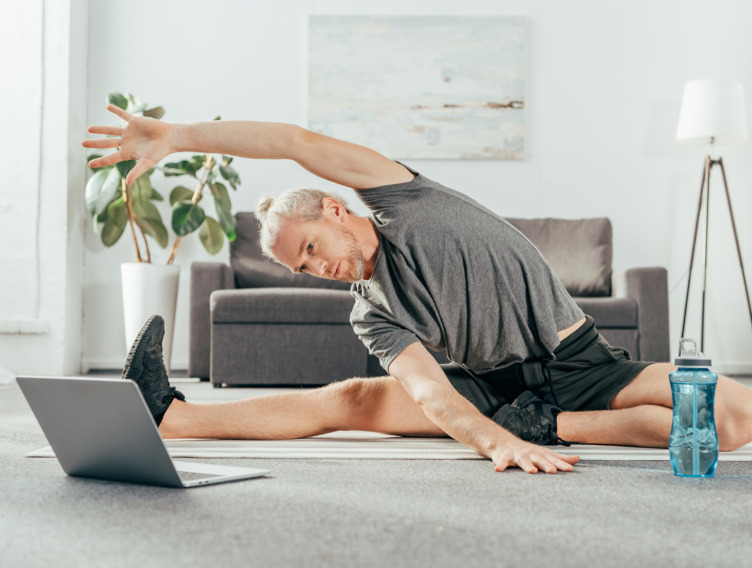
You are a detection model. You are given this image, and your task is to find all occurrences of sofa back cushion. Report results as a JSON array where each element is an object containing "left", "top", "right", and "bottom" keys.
[
  {"left": 506, "top": 217, "right": 613, "bottom": 297},
  {"left": 231, "top": 212, "right": 612, "bottom": 296},
  {"left": 230, "top": 212, "right": 351, "bottom": 290}
]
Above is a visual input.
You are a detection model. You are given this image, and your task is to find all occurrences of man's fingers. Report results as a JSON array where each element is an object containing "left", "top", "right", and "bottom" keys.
[
  {"left": 107, "top": 104, "right": 132, "bottom": 122},
  {"left": 87, "top": 125, "right": 123, "bottom": 136},
  {"left": 536, "top": 450, "right": 579, "bottom": 473},
  {"left": 493, "top": 446, "right": 580, "bottom": 474},
  {"left": 88, "top": 151, "right": 124, "bottom": 169},
  {"left": 557, "top": 453, "right": 580, "bottom": 466},
  {"left": 518, "top": 455, "right": 538, "bottom": 474},
  {"left": 550, "top": 453, "right": 579, "bottom": 469},
  {"left": 493, "top": 455, "right": 511, "bottom": 472},
  {"left": 82, "top": 137, "right": 121, "bottom": 149}
]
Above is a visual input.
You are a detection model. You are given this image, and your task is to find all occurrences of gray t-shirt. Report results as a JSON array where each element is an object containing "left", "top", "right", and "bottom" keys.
[{"left": 349, "top": 165, "right": 584, "bottom": 374}]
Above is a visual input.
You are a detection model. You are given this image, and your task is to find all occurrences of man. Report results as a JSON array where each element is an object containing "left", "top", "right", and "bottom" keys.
[{"left": 83, "top": 104, "right": 752, "bottom": 474}]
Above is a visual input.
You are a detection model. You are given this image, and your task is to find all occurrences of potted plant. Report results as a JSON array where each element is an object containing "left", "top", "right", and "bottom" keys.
[{"left": 84, "top": 92, "right": 240, "bottom": 370}]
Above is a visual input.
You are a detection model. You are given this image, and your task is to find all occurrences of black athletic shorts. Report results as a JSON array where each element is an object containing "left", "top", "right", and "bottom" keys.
[{"left": 442, "top": 316, "right": 652, "bottom": 417}]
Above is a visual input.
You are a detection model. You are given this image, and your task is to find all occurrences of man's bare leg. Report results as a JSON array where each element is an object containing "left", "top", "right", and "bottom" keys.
[
  {"left": 556, "top": 363, "right": 752, "bottom": 450},
  {"left": 557, "top": 405, "right": 672, "bottom": 447},
  {"left": 158, "top": 376, "right": 446, "bottom": 440}
]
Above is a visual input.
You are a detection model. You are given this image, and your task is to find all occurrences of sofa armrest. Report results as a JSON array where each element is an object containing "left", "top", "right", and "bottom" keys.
[
  {"left": 626, "top": 267, "right": 670, "bottom": 362},
  {"left": 189, "top": 262, "right": 235, "bottom": 379}
]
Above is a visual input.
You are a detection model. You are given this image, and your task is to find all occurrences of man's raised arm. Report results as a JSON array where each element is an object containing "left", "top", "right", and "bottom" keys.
[
  {"left": 83, "top": 104, "right": 412, "bottom": 189},
  {"left": 388, "top": 343, "right": 580, "bottom": 474}
]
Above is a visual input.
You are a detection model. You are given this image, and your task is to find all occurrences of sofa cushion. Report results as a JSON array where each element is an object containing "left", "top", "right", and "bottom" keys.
[
  {"left": 506, "top": 217, "right": 613, "bottom": 297},
  {"left": 212, "top": 288, "right": 355, "bottom": 324},
  {"left": 230, "top": 212, "right": 350, "bottom": 291}
]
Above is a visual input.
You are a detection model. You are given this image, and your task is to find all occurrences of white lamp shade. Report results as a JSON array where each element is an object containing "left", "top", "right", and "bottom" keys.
[{"left": 676, "top": 79, "right": 748, "bottom": 145}]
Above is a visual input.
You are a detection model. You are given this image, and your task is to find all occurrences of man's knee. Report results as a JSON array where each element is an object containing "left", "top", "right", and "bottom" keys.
[
  {"left": 717, "top": 413, "right": 752, "bottom": 452},
  {"left": 320, "top": 377, "right": 388, "bottom": 426}
]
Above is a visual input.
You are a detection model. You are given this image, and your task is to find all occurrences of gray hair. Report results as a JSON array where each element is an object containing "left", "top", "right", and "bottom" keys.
[{"left": 255, "top": 188, "right": 352, "bottom": 259}]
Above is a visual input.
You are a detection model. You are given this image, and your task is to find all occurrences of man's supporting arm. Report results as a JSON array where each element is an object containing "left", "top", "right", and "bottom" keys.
[
  {"left": 84, "top": 104, "right": 413, "bottom": 189},
  {"left": 388, "top": 343, "right": 579, "bottom": 474}
]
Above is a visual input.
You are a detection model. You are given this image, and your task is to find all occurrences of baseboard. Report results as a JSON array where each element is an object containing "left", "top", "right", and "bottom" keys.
[{"left": 82, "top": 358, "right": 189, "bottom": 373}]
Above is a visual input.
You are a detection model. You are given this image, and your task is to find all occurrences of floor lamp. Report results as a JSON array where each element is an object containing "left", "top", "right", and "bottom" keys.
[{"left": 676, "top": 79, "right": 752, "bottom": 353}]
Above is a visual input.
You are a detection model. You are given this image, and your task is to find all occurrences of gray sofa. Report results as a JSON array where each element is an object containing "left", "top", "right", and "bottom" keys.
[{"left": 189, "top": 213, "right": 670, "bottom": 387}]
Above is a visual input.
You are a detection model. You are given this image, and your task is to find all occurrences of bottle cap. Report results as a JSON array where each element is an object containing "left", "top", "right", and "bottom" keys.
[{"left": 674, "top": 338, "right": 712, "bottom": 367}]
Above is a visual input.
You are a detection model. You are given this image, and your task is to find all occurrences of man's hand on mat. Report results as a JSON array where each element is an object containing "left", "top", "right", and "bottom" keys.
[
  {"left": 491, "top": 440, "right": 579, "bottom": 474},
  {"left": 82, "top": 104, "right": 176, "bottom": 185}
]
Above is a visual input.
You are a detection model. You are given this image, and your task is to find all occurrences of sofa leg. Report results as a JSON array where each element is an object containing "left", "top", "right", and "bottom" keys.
[{"left": 212, "top": 382, "right": 224, "bottom": 389}]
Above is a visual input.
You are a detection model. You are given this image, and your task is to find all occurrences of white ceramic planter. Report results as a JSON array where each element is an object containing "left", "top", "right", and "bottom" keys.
[{"left": 121, "top": 263, "right": 180, "bottom": 372}]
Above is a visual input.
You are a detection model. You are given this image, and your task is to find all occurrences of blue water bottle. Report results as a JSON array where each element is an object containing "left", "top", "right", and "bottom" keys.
[{"left": 669, "top": 338, "right": 719, "bottom": 477}]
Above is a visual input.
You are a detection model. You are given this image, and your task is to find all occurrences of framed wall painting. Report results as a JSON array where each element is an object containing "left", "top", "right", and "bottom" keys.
[{"left": 308, "top": 15, "right": 527, "bottom": 160}]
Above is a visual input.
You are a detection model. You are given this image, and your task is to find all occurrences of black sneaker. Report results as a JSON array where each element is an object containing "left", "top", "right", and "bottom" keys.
[
  {"left": 492, "top": 390, "right": 567, "bottom": 446},
  {"left": 122, "top": 314, "right": 185, "bottom": 425}
]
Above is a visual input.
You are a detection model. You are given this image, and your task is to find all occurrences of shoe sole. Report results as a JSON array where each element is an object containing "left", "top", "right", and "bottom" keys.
[{"left": 122, "top": 314, "right": 164, "bottom": 380}]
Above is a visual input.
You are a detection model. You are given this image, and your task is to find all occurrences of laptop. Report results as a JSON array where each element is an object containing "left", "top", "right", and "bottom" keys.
[{"left": 18, "top": 376, "right": 270, "bottom": 488}]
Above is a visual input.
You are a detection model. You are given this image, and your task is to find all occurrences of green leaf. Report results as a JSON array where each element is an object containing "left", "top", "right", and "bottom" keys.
[
  {"left": 108, "top": 92, "right": 128, "bottom": 110},
  {"left": 129, "top": 174, "right": 152, "bottom": 202},
  {"left": 125, "top": 94, "right": 144, "bottom": 114},
  {"left": 213, "top": 116, "right": 221, "bottom": 121},
  {"left": 130, "top": 103, "right": 147, "bottom": 116},
  {"left": 172, "top": 201, "right": 205, "bottom": 236},
  {"left": 222, "top": 155, "right": 233, "bottom": 166},
  {"left": 101, "top": 199, "right": 128, "bottom": 246},
  {"left": 199, "top": 216, "right": 224, "bottom": 254},
  {"left": 132, "top": 199, "right": 162, "bottom": 222},
  {"left": 150, "top": 187, "right": 164, "bottom": 201},
  {"left": 218, "top": 164, "right": 241, "bottom": 189},
  {"left": 169, "top": 186, "right": 196, "bottom": 206},
  {"left": 140, "top": 216, "right": 169, "bottom": 248},
  {"left": 116, "top": 160, "right": 137, "bottom": 180},
  {"left": 161, "top": 165, "right": 190, "bottom": 177},
  {"left": 209, "top": 182, "right": 231, "bottom": 209},
  {"left": 162, "top": 160, "right": 198, "bottom": 177},
  {"left": 215, "top": 200, "right": 237, "bottom": 241},
  {"left": 190, "top": 155, "right": 208, "bottom": 174},
  {"left": 85, "top": 169, "right": 108, "bottom": 213},
  {"left": 85, "top": 167, "right": 121, "bottom": 215},
  {"left": 143, "top": 106, "right": 165, "bottom": 120}
]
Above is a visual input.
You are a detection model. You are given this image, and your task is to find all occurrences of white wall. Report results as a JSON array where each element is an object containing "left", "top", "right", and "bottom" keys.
[
  {"left": 0, "top": 0, "right": 87, "bottom": 380},
  {"left": 15, "top": 0, "right": 751, "bottom": 374}
]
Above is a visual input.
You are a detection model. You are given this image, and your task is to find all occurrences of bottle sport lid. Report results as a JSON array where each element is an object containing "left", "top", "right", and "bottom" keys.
[{"left": 674, "top": 338, "right": 712, "bottom": 367}]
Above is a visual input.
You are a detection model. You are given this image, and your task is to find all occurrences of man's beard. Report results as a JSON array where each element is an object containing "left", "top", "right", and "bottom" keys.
[{"left": 337, "top": 225, "right": 366, "bottom": 282}]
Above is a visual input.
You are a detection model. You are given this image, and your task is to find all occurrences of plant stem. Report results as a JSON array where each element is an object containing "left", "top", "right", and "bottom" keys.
[
  {"left": 166, "top": 155, "right": 215, "bottom": 265},
  {"left": 122, "top": 178, "right": 143, "bottom": 263},
  {"left": 135, "top": 216, "right": 152, "bottom": 263},
  {"left": 166, "top": 237, "right": 181, "bottom": 265}
]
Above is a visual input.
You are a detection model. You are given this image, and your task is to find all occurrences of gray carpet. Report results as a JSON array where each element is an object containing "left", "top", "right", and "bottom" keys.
[{"left": 3, "top": 376, "right": 752, "bottom": 568}]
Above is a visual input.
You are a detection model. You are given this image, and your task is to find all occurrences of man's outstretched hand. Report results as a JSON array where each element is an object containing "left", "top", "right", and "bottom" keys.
[
  {"left": 82, "top": 104, "right": 176, "bottom": 185},
  {"left": 491, "top": 440, "right": 580, "bottom": 474}
]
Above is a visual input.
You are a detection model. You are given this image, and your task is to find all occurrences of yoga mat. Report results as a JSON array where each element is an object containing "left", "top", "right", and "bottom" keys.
[{"left": 26, "top": 431, "right": 752, "bottom": 461}]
